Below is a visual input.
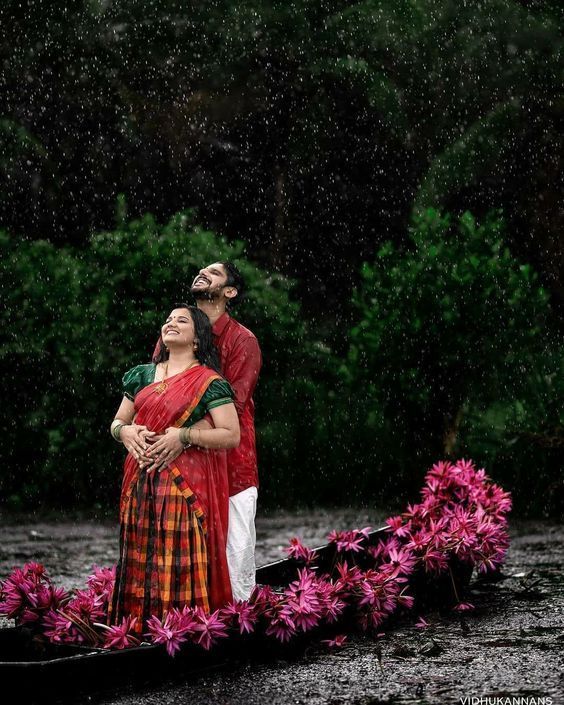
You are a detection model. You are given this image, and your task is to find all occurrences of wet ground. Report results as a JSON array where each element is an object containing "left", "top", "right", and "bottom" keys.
[{"left": 1, "top": 508, "right": 562, "bottom": 705}]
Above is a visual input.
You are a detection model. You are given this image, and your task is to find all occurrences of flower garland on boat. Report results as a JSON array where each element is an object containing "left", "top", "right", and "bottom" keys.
[{"left": 0, "top": 459, "right": 511, "bottom": 656}]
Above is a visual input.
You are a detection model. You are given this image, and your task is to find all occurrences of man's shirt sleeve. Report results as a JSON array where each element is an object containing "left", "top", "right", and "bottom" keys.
[{"left": 223, "top": 336, "right": 262, "bottom": 417}]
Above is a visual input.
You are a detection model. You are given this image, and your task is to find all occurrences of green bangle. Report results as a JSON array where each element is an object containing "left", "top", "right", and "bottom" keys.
[
  {"left": 180, "top": 427, "right": 192, "bottom": 448},
  {"left": 112, "top": 423, "right": 126, "bottom": 442}
]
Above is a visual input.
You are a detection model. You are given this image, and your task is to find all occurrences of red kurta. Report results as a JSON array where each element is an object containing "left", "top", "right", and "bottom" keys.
[{"left": 212, "top": 313, "right": 262, "bottom": 496}]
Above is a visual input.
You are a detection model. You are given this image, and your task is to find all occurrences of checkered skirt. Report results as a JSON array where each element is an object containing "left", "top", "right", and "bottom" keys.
[{"left": 109, "top": 464, "right": 209, "bottom": 634}]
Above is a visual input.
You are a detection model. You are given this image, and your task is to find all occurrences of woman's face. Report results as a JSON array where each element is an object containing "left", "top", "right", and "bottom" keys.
[{"left": 161, "top": 308, "right": 195, "bottom": 349}]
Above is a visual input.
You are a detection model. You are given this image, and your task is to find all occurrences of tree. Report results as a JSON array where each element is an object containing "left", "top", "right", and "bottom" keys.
[
  {"left": 346, "top": 208, "right": 556, "bottom": 468},
  {"left": 0, "top": 211, "right": 321, "bottom": 509}
]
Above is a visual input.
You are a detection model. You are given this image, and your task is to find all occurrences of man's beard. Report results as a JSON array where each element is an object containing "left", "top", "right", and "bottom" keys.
[{"left": 190, "top": 285, "right": 222, "bottom": 301}]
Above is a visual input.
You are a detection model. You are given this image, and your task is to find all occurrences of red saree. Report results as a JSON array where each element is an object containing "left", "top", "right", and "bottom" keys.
[{"left": 109, "top": 365, "right": 232, "bottom": 633}]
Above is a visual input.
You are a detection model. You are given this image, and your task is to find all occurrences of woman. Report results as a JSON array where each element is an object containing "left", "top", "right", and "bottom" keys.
[{"left": 108, "top": 305, "right": 239, "bottom": 634}]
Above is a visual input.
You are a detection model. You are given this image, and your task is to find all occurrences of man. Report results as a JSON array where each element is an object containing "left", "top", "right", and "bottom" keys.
[{"left": 148, "top": 261, "right": 262, "bottom": 601}]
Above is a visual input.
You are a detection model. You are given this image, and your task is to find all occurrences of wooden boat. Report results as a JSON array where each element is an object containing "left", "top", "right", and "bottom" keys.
[{"left": 0, "top": 526, "right": 473, "bottom": 703}]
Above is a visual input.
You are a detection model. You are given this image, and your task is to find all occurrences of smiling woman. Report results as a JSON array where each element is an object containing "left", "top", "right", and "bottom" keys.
[{"left": 107, "top": 305, "right": 240, "bottom": 634}]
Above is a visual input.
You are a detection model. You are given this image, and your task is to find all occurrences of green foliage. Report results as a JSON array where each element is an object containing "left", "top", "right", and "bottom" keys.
[
  {"left": 3, "top": 0, "right": 563, "bottom": 316},
  {"left": 342, "top": 208, "right": 563, "bottom": 506},
  {"left": 2, "top": 208, "right": 563, "bottom": 516},
  {"left": 0, "top": 213, "right": 323, "bottom": 509}
]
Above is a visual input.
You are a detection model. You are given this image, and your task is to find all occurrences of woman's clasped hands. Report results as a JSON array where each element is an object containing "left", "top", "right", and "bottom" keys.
[
  {"left": 142, "top": 427, "right": 185, "bottom": 474},
  {"left": 119, "top": 424, "right": 181, "bottom": 474}
]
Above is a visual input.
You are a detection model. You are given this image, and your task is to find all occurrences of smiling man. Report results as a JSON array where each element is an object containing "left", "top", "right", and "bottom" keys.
[{"left": 152, "top": 261, "right": 262, "bottom": 601}]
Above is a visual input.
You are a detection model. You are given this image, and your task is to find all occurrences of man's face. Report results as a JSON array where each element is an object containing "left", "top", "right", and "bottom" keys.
[{"left": 190, "top": 262, "right": 229, "bottom": 299}]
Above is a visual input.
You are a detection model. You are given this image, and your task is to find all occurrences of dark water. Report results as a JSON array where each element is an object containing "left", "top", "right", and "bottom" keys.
[{"left": 1, "top": 510, "right": 562, "bottom": 704}]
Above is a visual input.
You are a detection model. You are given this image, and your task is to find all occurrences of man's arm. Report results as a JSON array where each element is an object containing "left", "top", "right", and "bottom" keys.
[{"left": 224, "top": 336, "right": 262, "bottom": 417}]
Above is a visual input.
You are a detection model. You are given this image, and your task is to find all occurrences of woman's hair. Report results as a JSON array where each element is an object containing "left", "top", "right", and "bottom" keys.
[{"left": 154, "top": 304, "right": 221, "bottom": 373}]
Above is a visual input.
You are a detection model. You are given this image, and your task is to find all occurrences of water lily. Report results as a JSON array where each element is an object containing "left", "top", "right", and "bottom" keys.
[
  {"left": 321, "top": 634, "right": 347, "bottom": 648},
  {"left": 145, "top": 609, "right": 194, "bottom": 656},
  {"left": 414, "top": 616, "right": 431, "bottom": 629},
  {"left": 285, "top": 537, "right": 317, "bottom": 566},
  {"left": 97, "top": 616, "right": 140, "bottom": 649},
  {"left": 86, "top": 565, "right": 116, "bottom": 600},
  {"left": 453, "top": 602, "right": 475, "bottom": 612},
  {"left": 191, "top": 607, "right": 229, "bottom": 651},
  {"left": 284, "top": 568, "right": 323, "bottom": 632},
  {"left": 264, "top": 597, "right": 297, "bottom": 643},
  {"left": 328, "top": 529, "right": 368, "bottom": 553},
  {"left": 221, "top": 600, "right": 258, "bottom": 634}
]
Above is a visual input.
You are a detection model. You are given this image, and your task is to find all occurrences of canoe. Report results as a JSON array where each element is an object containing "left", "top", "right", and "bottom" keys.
[{"left": 0, "top": 526, "right": 472, "bottom": 703}]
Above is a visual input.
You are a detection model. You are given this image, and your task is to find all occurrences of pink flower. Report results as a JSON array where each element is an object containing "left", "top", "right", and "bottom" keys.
[
  {"left": 66, "top": 589, "right": 106, "bottom": 624},
  {"left": 404, "top": 502, "right": 424, "bottom": 522},
  {"left": 427, "top": 460, "right": 455, "bottom": 482},
  {"left": 380, "top": 546, "right": 418, "bottom": 578},
  {"left": 101, "top": 616, "right": 139, "bottom": 649},
  {"left": 454, "top": 602, "right": 475, "bottom": 612},
  {"left": 23, "top": 562, "right": 47, "bottom": 579},
  {"left": 321, "top": 634, "right": 347, "bottom": 648},
  {"left": 249, "top": 584, "right": 277, "bottom": 609},
  {"left": 43, "top": 609, "right": 85, "bottom": 644},
  {"left": 397, "top": 589, "right": 414, "bottom": 609},
  {"left": 264, "top": 597, "right": 296, "bottom": 643},
  {"left": 405, "top": 529, "right": 430, "bottom": 553},
  {"left": 284, "top": 569, "right": 323, "bottom": 632},
  {"left": 86, "top": 566, "right": 116, "bottom": 600},
  {"left": 221, "top": 600, "right": 257, "bottom": 634},
  {"left": 285, "top": 538, "right": 317, "bottom": 566},
  {"left": 334, "top": 562, "right": 364, "bottom": 597},
  {"left": 145, "top": 608, "right": 197, "bottom": 656},
  {"left": 0, "top": 569, "right": 37, "bottom": 617},
  {"left": 191, "top": 608, "right": 229, "bottom": 651},
  {"left": 454, "top": 459, "right": 477, "bottom": 475},
  {"left": 316, "top": 580, "right": 345, "bottom": 623},
  {"left": 421, "top": 547, "right": 449, "bottom": 575},
  {"left": 385, "top": 515, "right": 412, "bottom": 538},
  {"left": 357, "top": 607, "right": 387, "bottom": 632},
  {"left": 1, "top": 456, "right": 512, "bottom": 658},
  {"left": 328, "top": 529, "right": 367, "bottom": 553},
  {"left": 414, "top": 616, "right": 431, "bottom": 629},
  {"left": 0, "top": 565, "right": 69, "bottom": 624}
]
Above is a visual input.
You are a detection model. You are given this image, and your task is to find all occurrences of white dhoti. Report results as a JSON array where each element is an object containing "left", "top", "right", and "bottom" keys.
[{"left": 226, "top": 486, "right": 258, "bottom": 602}]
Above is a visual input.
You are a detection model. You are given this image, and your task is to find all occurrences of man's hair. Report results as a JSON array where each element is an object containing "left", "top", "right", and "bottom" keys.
[{"left": 220, "top": 261, "right": 245, "bottom": 306}]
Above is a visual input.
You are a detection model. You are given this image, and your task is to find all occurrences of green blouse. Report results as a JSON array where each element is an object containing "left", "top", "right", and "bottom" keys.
[{"left": 122, "top": 363, "right": 234, "bottom": 427}]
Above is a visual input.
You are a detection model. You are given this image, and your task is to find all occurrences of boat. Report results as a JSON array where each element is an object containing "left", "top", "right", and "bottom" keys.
[{"left": 0, "top": 526, "right": 473, "bottom": 703}]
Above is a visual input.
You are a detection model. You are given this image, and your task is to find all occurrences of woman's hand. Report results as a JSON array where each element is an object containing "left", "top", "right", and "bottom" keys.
[
  {"left": 120, "top": 424, "right": 155, "bottom": 463},
  {"left": 144, "top": 427, "right": 184, "bottom": 473}
]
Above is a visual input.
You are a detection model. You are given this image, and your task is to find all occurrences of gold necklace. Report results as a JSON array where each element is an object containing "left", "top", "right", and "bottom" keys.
[{"left": 154, "top": 360, "right": 199, "bottom": 394}]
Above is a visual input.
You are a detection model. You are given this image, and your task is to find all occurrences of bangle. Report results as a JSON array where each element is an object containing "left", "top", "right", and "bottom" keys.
[
  {"left": 112, "top": 425, "right": 125, "bottom": 442},
  {"left": 180, "top": 427, "right": 192, "bottom": 449},
  {"left": 111, "top": 420, "right": 127, "bottom": 443}
]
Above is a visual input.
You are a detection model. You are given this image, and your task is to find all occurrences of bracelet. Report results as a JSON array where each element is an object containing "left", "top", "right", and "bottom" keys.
[
  {"left": 180, "top": 426, "right": 192, "bottom": 449},
  {"left": 111, "top": 420, "right": 127, "bottom": 443}
]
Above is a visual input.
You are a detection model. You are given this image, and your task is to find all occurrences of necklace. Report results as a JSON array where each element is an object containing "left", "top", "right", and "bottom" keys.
[{"left": 154, "top": 360, "right": 199, "bottom": 394}]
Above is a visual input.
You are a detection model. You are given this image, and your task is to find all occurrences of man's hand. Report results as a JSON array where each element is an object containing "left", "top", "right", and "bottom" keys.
[
  {"left": 144, "top": 427, "right": 184, "bottom": 473},
  {"left": 120, "top": 424, "right": 155, "bottom": 464}
]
